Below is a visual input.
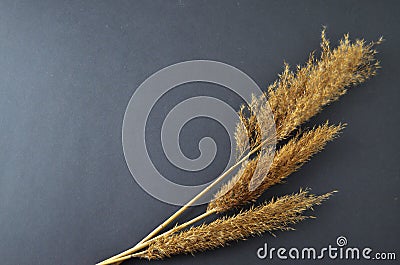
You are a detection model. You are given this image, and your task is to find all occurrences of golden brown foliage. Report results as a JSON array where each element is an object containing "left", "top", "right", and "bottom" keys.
[
  {"left": 209, "top": 30, "right": 380, "bottom": 213},
  {"left": 99, "top": 30, "right": 381, "bottom": 264},
  {"left": 138, "top": 190, "right": 335, "bottom": 260},
  {"left": 270, "top": 29, "right": 381, "bottom": 140},
  {"left": 208, "top": 123, "right": 344, "bottom": 213}
]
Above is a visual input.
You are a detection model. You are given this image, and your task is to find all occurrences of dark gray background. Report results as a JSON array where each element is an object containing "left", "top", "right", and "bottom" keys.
[{"left": 0, "top": 1, "right": 399, "bottom": 264}]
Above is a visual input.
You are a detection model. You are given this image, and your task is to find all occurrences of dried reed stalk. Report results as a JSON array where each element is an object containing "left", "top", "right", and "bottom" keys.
[
  {"left": 99, "top": 30, "right": 381, "bottom": 264},
  {"left": 136, "top": 189, "right": 335, "bottom": 260},
  {"left": 208, "top": 122, "right": 344, "bottom": 213}
]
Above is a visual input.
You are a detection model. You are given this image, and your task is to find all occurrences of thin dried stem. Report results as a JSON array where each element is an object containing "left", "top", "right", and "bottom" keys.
[
  {"left": 98, "top": 137, "right": 268, "bottom": 264},
  {"left": 100, "top": 211, "right": 217, "bottom": 265}
]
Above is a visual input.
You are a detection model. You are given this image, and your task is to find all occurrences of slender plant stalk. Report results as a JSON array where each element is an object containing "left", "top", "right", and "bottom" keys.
[
  {"left": 100, "top": 210, "right": 217, "bottom": 265},
  {"left": 98, "top": 138, "right": 270, "bottom": 264},
  {"left": 99, "top": 29, "right": 381, "bottom": 264}
]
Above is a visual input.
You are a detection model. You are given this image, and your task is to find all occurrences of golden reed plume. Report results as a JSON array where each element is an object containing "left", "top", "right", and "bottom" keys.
[
  {"left": 138, "top": 190, "right": 335, "bottom": 259},
  {"left": 270, "top": 28, "right": 381, "bottom": 140},
  {"left": 207, "top": 122, "right": 344, "bottom": 213}
]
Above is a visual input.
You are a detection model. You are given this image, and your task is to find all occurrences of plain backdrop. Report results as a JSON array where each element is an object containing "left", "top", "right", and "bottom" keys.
[{"left": 0, "top": 1, "right": 399, "bottom": 264}]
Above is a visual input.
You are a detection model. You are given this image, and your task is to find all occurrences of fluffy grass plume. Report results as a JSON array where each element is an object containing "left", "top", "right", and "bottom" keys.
[
  {"left": 138, "top": 190, "right": 335, "bottom": 260},
  {"left": 208, "top": 122, "right": 344, "bottom": 213},
  {"left": 270, "top": 28, "right": 381, "bottom": 140}
]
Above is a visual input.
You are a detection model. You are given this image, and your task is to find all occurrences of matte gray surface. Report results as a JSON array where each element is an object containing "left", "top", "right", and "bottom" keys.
[{"left": 0, "top": 1, "right": 399, "bottom": 264}]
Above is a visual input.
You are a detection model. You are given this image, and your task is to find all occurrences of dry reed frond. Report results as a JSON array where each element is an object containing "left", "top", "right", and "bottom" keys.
[
  {"left": 236, "top": 30, "right": 380, "bottom": 153},
  {"left": 269, "top": 29, "right": 381, "bottom": 140},
  {"left": 138, "top": 190, "right": 335, "bottom": 260},
  {"left": 99, "top": 30, "right": 381, "bottom": 265},
  {"left": 234, "top": 104, "right": 261, "bottom": 160},
  {"left": 208, "top": 123, "right": 344, "bottom": 213},
  {"left": 235, "top": 93, "right": 275, "bottom": 160}
]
